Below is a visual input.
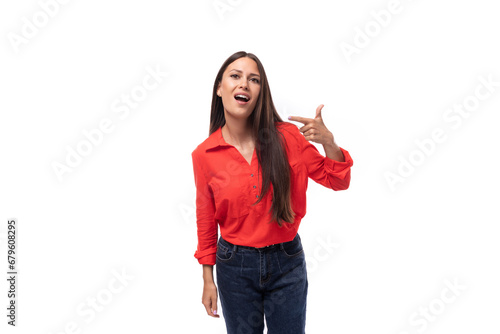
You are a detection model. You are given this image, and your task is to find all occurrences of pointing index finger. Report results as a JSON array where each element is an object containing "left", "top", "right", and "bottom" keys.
[{"left": 288, "top": 115, "right": 312, "bottom": 124}]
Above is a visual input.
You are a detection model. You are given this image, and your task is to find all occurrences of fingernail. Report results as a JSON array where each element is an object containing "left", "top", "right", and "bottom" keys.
[
  {"left": 288, "top": 116, "right": 291, "bottom": 120},
  {"left": 213, "top": 310, "right": 217, "bottom": 315}
]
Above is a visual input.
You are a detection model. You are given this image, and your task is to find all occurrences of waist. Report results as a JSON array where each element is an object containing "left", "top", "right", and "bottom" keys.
[{"left": 219, "top": 233, "right": 299, "bottom": 252}]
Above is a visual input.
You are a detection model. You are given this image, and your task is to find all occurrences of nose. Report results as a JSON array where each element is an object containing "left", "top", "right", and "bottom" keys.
[{"left": 239, "top": 77, "right": 249, "bottom": 90}]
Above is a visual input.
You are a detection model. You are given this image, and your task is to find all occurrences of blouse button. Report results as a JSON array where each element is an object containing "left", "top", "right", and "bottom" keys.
[
  {"left": 256, "top": 195, "right": 259, "bottom": 198},
  {"left": 253, "top": 185, "right": 256, "bottom": 188},
  {"left": 251, "top": 174, "right": 254, "bottom": 177}
]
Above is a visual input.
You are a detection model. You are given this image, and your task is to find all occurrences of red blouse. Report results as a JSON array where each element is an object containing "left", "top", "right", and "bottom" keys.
[{"left": 191, "top": 121, "right": 353, "bottom": 265}]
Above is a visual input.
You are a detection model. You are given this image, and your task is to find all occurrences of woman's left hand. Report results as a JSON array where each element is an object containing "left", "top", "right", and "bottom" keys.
[{"left": 288, "top": 104, "right": 335, "bottom": 146}]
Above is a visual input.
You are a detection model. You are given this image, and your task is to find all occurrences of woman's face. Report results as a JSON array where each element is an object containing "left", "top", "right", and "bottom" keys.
[{"left": 217, "top": 57, "right": 261, "bottom": 119}]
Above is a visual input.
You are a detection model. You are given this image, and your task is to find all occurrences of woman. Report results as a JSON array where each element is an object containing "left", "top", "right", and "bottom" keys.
[{"left": 191, "top": 51, "right": 353, "bottom": 333}]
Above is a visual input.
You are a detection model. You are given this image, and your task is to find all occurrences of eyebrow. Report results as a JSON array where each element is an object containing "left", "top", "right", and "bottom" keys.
[{"left": 228, "top": 69, "right": 260, "bottom": 77}]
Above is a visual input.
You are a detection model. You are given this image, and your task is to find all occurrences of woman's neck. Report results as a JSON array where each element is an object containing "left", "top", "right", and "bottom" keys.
[{"left": 222, "top": 121, "right": 254, "bottom": 148}]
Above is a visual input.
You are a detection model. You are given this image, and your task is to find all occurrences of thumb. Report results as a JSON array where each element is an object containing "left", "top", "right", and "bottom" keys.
[{"left": 315, "top": 104, "right": 324, "bottom": 119}]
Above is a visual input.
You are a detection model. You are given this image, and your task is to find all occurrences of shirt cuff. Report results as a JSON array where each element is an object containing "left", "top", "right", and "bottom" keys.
[
  {"left": 196, "top": 254, "right": 216, "bottom": 265},
  {"left": 194, "top": 247, "right": 217, "bottom": 265},
  {"left": 324, "top": 147, "right": 353, "bottom": 179}
]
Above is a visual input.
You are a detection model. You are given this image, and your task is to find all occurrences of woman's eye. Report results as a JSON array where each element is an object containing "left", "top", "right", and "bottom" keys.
[{"left": 230, "top": 74, "right": 259, "bottom": 83}]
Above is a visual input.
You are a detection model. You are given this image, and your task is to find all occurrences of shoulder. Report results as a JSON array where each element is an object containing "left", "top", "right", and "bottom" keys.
[
  {"left": 275, "top": 121, "right": 303, "bottom": 154},
  {"left": 192, "top": 143, "right": 209, "bottom": 163},
  {"left": 191, "top": 127, "right": 219, "bottom": 159},
  {"left": 275, "top": 121, "right": 298, "bottom": 133},
  {"left": 275, "top": 121, "right": 301, "bottom": 141}
]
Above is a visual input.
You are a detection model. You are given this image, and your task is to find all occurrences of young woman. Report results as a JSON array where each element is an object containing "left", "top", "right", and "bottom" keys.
[{"left": 191, "top": 51, "right": 353, "bottom": 333}]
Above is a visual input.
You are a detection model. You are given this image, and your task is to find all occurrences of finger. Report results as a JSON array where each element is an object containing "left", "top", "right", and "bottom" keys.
[
  {"left": 204, "top": 301, "right": 214, "bottom": 317},
  {"left": 304, "top": 133, "right": 317, "bottom": 142},
  {"left": 288, "top": 115, "right": 313, "bottom": 124},
  {"left": 203, "top": 296, "right": 217, "bottom": 317},
  {"left": 299, "top": 123, "right": 315, "bottom": 133},
  {"left": 315, "top": 104, "right": 324, "bottom": 119},
  {"left": 212, "top": 295, "right": 219, "bottom": 318},
  {"left": 303, "top": 128, "right": 316, "bottom": 137},
  {"left": 203, "top": 303, "right": 213, "bottom": 316}
]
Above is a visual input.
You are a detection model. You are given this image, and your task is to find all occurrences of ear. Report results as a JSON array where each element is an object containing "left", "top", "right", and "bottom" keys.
[{"left": 217, "top": 83, "right": 221, "bottom": 97}]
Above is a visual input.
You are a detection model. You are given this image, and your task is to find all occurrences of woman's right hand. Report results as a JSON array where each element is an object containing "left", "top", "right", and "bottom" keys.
[{"left": 202, "top": 281, "right": 220, "bottom": 318}]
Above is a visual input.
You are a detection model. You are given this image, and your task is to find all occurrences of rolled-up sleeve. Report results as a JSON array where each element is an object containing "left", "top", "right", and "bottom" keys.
[
  {"left": 191, "top": 151, "right": 218, "bottom": 265},
  {"left": 293, "top": 125, "right": 353, "bottom": 190}
]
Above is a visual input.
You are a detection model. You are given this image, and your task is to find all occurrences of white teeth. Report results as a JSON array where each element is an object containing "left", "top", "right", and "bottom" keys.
[{"left": 235, "top": 94, "right": 249, "bottom": 101}]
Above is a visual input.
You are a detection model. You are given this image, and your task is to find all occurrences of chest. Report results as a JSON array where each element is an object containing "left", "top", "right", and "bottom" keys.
[{"left": 234, "top": 145, "right": 255, "bottom": 165}]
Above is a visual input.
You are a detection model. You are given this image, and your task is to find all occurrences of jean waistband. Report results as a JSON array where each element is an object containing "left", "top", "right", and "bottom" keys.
[{"left": 219, "top": 234, "right": 298, "bottom": 252}]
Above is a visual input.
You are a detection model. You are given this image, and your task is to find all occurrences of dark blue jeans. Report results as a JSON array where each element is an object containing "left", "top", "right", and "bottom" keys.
[{"left": 216, "top": 233, "right": 308, "bottom": 334}]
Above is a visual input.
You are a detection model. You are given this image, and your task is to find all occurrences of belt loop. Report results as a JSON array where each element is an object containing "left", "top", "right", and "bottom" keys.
[{"left": 233, "top": 244, "right": 238, "bottom": 253}]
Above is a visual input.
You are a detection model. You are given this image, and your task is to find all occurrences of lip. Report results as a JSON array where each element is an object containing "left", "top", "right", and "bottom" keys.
[
  {"left": 235, "top": 99, "right": 249, "bottom": 105},
  {"left": 234, "top": 92, "right": 250, "bottom": 105}
]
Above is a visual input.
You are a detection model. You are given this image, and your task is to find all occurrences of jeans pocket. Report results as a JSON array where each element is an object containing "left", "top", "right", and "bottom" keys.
[
  {"left": 281, "top": 234, "right": 304, "bottom": 258},
  {"left": 216, "top": 242, "right": 235, "bottom": 262}
]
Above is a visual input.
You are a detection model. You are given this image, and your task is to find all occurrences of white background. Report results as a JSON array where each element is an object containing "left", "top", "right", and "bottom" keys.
[{"left": 1, "top": 0, "right": 499, "bottom": 333}]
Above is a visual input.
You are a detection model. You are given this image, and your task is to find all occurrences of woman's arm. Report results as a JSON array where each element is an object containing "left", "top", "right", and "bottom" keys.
[
  {"left": 288, "top": 105, "right": 353, "bottom": 190},
  {"left": 192, "top": 151, "right": 218, "bottom": 264},
  {"left": 202, "top": 265, "right": 219, "bottom": 318},
  {"left": 323, "top": 135, "right": 345, "bottom": 163},
  {"left": 192, "top": 151, "right": 220, "bottom": 317}
]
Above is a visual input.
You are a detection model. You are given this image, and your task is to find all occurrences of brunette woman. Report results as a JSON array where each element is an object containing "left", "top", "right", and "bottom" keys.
[{"left": 191, "top": 51, "right": 353, "bottom": 333}]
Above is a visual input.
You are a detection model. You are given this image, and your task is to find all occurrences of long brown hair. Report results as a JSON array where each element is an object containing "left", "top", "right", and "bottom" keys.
[{"left": 209, "top": 51, "right": 295, "bottom": 227}]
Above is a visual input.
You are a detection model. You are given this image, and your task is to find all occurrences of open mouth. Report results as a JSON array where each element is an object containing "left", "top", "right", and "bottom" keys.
[{"left": 234, "top": 94, "right": 250, "bottom": 104}]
